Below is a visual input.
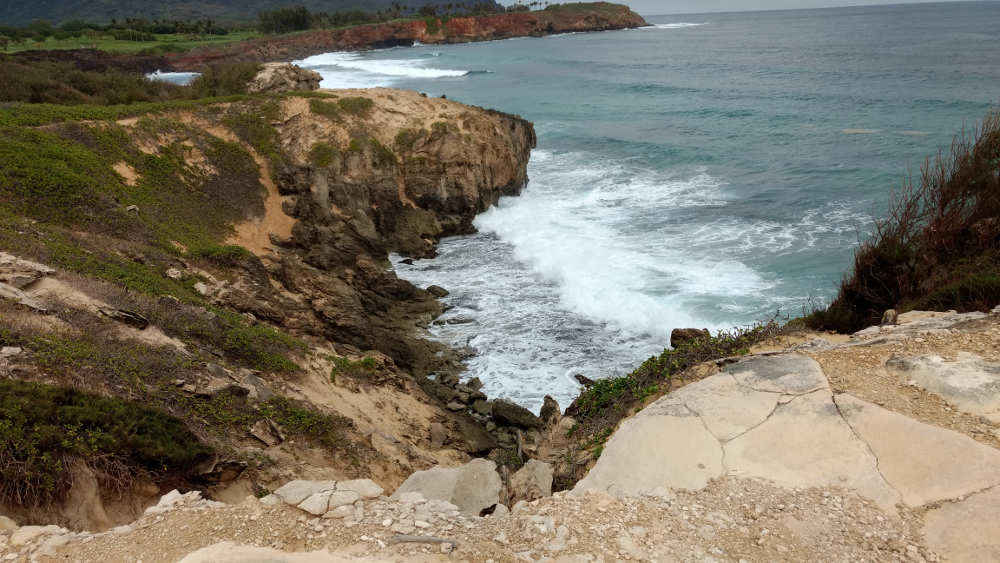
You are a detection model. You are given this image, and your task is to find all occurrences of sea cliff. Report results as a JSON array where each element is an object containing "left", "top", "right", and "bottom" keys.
[
  {"left": 0, "top": 83, "right": 535, "bottom": 530},
  {"left": 167, "top": 3, "right": 648, "bottom": 70}
]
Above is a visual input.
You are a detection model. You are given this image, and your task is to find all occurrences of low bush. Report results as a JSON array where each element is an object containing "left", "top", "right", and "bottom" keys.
[
  {"left": 336, "top": 96, "right": 374, "bottom": 117},
  {"left": 309, "top": 98, "right": 341, "bottom": 121},
  {"left": 0, "top": 379, "right": 212, "bottom": 506},
  {"left": 308, "top": 142, "right": 338, "bottom": 167},
  {"left": 807, "top": 112, "right": 1000, "bottom": 332},
  {"left": 188, "top": 62, "right": 261, "bottom": 98}
]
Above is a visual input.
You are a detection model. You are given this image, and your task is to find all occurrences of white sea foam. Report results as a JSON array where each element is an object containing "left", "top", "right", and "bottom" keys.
[
  {"left": 393, "top": 149, "right": 783, "bottom": 411},
  {"left": 295, "top": 51, "right": 472, "bottom": 88},
  {"left": 648, "top": 22, "right": 707, "bottom": 29},
  {"left": 146, "top": 70, "right": 200, "bottom": 85}
]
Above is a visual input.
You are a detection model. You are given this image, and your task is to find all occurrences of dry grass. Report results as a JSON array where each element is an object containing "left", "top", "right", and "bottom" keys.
[{"left": 808, "top": 111, "right": 1000, "bottom": 332}]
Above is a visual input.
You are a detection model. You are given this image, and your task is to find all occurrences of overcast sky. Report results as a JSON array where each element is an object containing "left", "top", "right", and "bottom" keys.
[{"left": 545, "top": 0, "right": 974, "bottom": 15}]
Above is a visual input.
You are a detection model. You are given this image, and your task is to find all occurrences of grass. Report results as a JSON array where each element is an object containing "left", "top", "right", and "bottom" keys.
[
  {"left": 309, "top": 142, "right": 338, "bottom": 167},
  {"left": 0, "top": 96, "right": 249, "bottom": 127},
  {"left": 336, "top": 96, "right": 374, "bottom": 117},
  {"left": 806, "top": 111, "right": 1000, "bottom": 333},
  {"left": 3, "top": 31, "right": 261, "bottom": 55},
  {"left": 0, "top": 379, "right": 213, "bottom": 507},
  {"left": 330, "top": 355, "right": 377, "bottom": 382},
  {"left": 309, "top": 98, "right": 341, "bottom": 121},
  {"left": 188, "top": 62, "right": 261, "bottom": 98}
]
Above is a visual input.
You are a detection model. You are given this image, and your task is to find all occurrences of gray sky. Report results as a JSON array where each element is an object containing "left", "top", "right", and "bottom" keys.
[{"left": 530, "top": 0, "right": 975, "bottom": 15}]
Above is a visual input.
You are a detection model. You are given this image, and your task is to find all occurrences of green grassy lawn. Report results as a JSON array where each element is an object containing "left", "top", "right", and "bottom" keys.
[{"left": 3, "top": 30, "right": 262, "bottom": 54}]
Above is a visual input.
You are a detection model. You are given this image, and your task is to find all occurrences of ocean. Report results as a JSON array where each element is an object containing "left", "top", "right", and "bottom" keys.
[{"left": 295, "top": 1, "right": 1000, "bottom": 412}]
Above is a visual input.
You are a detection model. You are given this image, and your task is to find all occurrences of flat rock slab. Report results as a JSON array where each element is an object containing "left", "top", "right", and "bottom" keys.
[
  {"left": 835, "top": 393, "right": 1000, "bottom": 507},
  {"left": 852, "top": 310, "right": 988, "bottom": 341},
  {"left": 647, "top": 372, "right": 778, "bottom": 441},
  {"left": 721, "top": 353, "right": 829, "bottom": 395},
  {"left": 885, "top": 352, "right": 1000, "bottom": 423},
  {"left": 574, "top": 405, "right": 723, "bottom": 496},
  {"left": 725, "top": 390, "right": 899, "bottom": 510},
  {"left": 922, "top": 486, "right": 1000, "bottom": 562}
]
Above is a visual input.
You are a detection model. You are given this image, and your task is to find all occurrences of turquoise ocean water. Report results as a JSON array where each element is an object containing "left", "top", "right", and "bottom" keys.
[{"left": 296, "top": 2, "right": 1000, "bottom": 410}]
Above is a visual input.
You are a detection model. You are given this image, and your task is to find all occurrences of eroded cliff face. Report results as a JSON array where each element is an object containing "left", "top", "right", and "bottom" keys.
[
  {"left": 0, "top": 88, "right": 534, "bottom": 530},
  {"left": 167, "top": 3, "right": 648, "bottom": 70}
]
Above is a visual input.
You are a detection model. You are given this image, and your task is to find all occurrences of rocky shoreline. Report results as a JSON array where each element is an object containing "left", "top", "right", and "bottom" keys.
[{"left": 166, "top": 3, "right": 648, "bottom": 71}]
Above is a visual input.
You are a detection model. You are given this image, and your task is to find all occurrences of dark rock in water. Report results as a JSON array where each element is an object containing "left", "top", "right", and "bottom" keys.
[
  {"left": 99, "top": 307, "right": 150, "bottom": 330},
  {"left": 437, "top": 372, "right": 460, "bottom": 387},
  {"left": 427, "top": 285, "right": 449, "bottom": 298},
  {"left": 670, "top": 328, "right": 711, "bottom": 348},
  {"left": 400, "top": 258, "right": 415, "bottom": 265},
  {"left": 492, "top": 400, "right": 543, "bottom": 429},
  {"left": 540, "top": 395, "right": 561, "bottom": 424},
  {"left": 574, "top": 374, "right": 595, "bottom": 387},
  {"left": 467, "top": 377, "right": 484, "bottom": 391},
  {"left": 446, "top": 316, "right": 475, "bottom": 325}
]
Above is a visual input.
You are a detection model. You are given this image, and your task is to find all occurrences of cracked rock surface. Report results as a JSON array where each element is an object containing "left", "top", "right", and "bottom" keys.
[{"left": 576, "top": 311, "right": 1000, "bottom": 561}]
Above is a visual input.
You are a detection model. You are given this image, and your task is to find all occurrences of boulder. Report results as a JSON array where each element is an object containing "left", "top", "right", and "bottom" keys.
[
  {"left": 297, "top": 492, "right": 332, "bottom": 515},
  {"left": 670, "top": 328, "right": 710, "bottom": 348},
  {"left": 0, "top": 252, "right": 54, "bottom": 288},
  {"left": 491, "top": 399, "right": 542, "bottom": 429},
  {"left": 336, "top": 479, "right": 383, "bottom": 499},
  {"left": 426, "top": 285, "right": 449, "bottom": 297},
  {"left": 0, "top": 282, "right": 47, "bottom": 312},
  {"left": 510, "top": 459, "right": 553, "bottom": 502},
  {"left": 391, "top": 458, "right": 501, "bottom": 514},
  {"left": 881, "top": 308, "right": 899, "bottom": 326},
  {"left": 272, "top": 480, "right": 337, "bottom": 505},
  {"left": 0, "top": 515, "right": 17, "bottom": 532},
  {"left": 246, "top": 63, "right": 321, "bottom": 94},
  {"left": 249, "top": 419, "right": 283, "bottom": 447},
  {"left": 98, "top": 307, "right": 150, "bottom": 330}
]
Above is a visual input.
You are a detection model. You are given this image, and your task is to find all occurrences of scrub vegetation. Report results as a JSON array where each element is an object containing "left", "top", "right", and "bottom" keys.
[{"left": 807, "top": 112, "right": 1000, "bottom": 332}]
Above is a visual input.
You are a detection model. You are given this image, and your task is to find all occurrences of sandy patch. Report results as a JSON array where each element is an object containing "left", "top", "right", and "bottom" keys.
[{"left": 112, "top": 161, "right": 140, "bottom": 186}]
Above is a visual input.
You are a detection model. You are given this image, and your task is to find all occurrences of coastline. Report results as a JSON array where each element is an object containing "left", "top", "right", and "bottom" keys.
[{"left": 165, "top": 3, "right": 648, "bottom": 71}]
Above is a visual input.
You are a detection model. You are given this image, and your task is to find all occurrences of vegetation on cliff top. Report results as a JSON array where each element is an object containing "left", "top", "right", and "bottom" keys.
[
  {"left": 0, "top": 379, "right": 212, "bottom": 507},
  {"left": 807, "top": 111, "right": 1000, "bottom": 333}
]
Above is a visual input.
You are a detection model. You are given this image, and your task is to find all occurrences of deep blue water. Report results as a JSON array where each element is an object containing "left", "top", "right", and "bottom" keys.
[{"left": 297, "top": 2, "right": 1000, "bottom": 410}]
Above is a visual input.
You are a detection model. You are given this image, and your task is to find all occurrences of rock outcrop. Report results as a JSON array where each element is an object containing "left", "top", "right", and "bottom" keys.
[
  {"left": 246, "top": 63, "right": 321, "bottom": 93},
  {"left": 0, "top": 88, "right": 534, "bottom": 530},
  {"left": 167, "top": 4, "right": 648, "bottom": 70}
]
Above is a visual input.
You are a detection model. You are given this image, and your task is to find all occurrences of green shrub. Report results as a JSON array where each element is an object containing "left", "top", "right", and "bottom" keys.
[
  {"left": 188, "top": 62, "right": 261, "bottom": 97},
  {"left": 394, "top": 128, "right": 424, "bottom": 150},
  {"left": 258, "top": 396, "right": 353, "bottom": 449},
  {"left": 191, "top": 244, "right": 255, "bottom": 267},
  {"left": 308, "top": 142, "right": 338, "bottom": 167},
  {"left": 0, "top": 379, "right": 212, "bottom": 506},
  {"left": 369, "top": 138, "right": 396, "bottom": 167},
  {"left": 309, "top": 98, "right": 340, "bottom": 121},
  {"left": 337, "top": 96, "right": 374, "bottom": 117},
  {"left": 330, "top": 355, "right": 377, "bottom": 381},
  {"left": 808, "top": 112, "right": 1000, "bottom": 332}
]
